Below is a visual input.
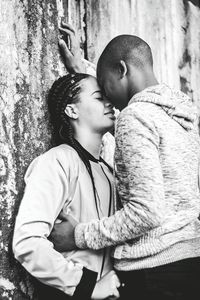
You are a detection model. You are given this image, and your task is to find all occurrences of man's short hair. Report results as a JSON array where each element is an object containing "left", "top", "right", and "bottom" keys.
[{"left": 97, "top": 35, "right": 153, "bottom": 76}]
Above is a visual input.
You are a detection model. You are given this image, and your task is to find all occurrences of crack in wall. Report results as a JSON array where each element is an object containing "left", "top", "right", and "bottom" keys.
[{"left": 83, "top": 0, "right": 88, "bottom": 60}]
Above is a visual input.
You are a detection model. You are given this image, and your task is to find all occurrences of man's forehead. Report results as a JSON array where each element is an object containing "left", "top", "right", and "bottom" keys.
[
  {"left": 97, "top": 65, "right": 111, "bottom": 82},
  {"left": 96, "top": 66, "right": 104, "bottom": 85}
]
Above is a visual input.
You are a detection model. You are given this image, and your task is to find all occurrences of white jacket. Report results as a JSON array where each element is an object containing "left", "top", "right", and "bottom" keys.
[{"left": 13, "top": 144, "right": 115, "bottom": 296}]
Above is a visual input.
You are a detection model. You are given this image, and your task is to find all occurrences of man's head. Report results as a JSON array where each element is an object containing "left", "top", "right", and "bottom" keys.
[{"left": 97, "top": 35, "right": 156, "bottom": 110}]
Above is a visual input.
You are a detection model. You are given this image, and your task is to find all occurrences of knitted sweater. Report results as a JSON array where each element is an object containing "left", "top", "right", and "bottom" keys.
[{"left": 75, "top": 84, "right": 200, "bottom": 270}]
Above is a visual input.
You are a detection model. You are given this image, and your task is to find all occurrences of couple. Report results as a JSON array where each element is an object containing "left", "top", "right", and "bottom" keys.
[{"left": 13, "top": 22, "right": 200, "bottom": 300}]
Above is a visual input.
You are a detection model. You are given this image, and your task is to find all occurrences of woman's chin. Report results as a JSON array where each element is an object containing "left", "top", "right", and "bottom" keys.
[{"left": 105, "top": 122, "right": 115, "bottom": 133}]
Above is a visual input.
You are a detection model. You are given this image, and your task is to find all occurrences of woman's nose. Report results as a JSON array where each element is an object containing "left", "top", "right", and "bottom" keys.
[{"left": 104, "top": 101, "right": 113, "bottom": 109}]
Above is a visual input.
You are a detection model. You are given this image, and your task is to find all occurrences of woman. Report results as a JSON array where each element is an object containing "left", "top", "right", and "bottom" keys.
[{"left": 12, "top": 73, "right": 120, "bottom": 299}]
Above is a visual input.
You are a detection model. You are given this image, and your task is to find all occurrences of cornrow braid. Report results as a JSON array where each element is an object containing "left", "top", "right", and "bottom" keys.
[{"left": 48, "top": 73, "right": 101, "bottom": 219}]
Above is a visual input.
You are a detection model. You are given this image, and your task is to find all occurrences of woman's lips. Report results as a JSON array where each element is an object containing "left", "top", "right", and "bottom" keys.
[
  {"left": 104, "top": 110, "right": 115, "bottom": 115},
  {"left": 104, "top": 110, "right": 116, "bottom": 120}
]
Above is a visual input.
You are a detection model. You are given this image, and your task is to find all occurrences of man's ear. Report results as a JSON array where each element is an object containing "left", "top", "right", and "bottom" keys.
[
  {"left": 64, "top": 104, "right": 78, "bottom": 119},
  {"left": 118, "top": 60, "right": 128, "bottom": 78}
]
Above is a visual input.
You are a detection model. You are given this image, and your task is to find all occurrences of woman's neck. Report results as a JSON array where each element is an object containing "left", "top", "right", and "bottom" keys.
[{"left": 74, "top": 129, "right": 103, "bottom": 159}]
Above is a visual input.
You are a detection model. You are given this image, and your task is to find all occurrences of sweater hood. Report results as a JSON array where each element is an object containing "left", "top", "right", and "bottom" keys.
[{"left": 129, "top": 84, "right": 198, "bottom": 131}]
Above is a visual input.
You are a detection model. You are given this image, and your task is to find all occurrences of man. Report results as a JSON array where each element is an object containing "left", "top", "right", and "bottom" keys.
[{"left": 52, "top": 22, "right": 200, "bottom": 299}]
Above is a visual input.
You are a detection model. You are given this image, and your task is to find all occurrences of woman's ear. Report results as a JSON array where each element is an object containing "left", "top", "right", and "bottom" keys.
[
  {"left": 64, "top": 104, "right": 78, "bottom": 119},
  {"left": 118, "top": 60, "right": 128, "bottom": 78}
]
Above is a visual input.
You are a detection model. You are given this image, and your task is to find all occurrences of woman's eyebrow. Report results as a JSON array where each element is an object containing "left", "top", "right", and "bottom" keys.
[{"left": 91, "top": 90, "right": 102, "bottom": 96}]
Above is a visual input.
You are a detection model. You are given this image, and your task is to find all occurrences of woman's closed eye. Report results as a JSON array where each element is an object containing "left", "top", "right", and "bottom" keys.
[
  {"left": 95, "top": 97, "right": 104, "bottom": 101},
  {"left": 91, "top": 90, "right": 103, "bottom": 100}
]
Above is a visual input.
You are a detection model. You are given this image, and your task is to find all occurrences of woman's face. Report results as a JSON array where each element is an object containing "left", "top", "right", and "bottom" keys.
[{"left": 75, "top": 76, "right": 115, "bottom": 134}]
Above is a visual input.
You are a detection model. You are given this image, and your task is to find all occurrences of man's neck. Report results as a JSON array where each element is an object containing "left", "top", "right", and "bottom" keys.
[
  {"left": 74, "top": 128, "right": 103, "bottom": 159},
  {"left": 129, "top": 72, "right": 158, "bottom": 100}
]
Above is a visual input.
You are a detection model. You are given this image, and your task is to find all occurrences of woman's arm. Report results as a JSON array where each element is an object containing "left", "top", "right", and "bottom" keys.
[
  {"left": 59, "top": 22, "right": 96, "bottom": 76},
  {"left": 12, "top": 149, "right": 120, "bottom": 299},
  {"left": 12, "top": 150, "right": 97, "bottom": 298}
]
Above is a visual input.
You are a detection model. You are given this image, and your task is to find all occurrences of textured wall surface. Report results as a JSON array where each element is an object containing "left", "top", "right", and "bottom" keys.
[
  {"left": 84, "top": 0, "right": 200, "bottom": 108},
  {"left": 0, "top": 0, "right": 64, "bottom": 298},
  {"left": 0, "top": 0, "right": 200, "bottom": 298}
]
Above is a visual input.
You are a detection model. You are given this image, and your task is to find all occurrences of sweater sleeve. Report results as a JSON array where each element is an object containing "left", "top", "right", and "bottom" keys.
[
  {"left": 75, "top": 106, "right": 165, "bottom": 250},
  {"left": 12, "top": 149, "right": 97, "bottom": 296}
]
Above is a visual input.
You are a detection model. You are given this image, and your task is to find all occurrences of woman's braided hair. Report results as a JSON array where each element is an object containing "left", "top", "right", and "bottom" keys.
[
  {"left": 48, "top": 73, "right": 101, "bottom": 218},
  {"left": 48, "top": 73, "right": 87, "bottom": 143}
]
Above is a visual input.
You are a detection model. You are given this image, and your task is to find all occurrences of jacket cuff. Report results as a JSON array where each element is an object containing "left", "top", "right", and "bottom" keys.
[
  {"left": 73, "top": 267, "right": 98, "bottom": 299},
  {"left": 74, "top": 223, "right": 88, "bottom": 249}
]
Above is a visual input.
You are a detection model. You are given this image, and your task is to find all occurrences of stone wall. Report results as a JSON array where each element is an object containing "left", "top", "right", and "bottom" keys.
[{"left": 0, "top": 0, "right": 200, "bottom": 298}]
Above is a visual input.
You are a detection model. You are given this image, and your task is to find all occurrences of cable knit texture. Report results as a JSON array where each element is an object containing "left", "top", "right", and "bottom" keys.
[{"left": 75, "top": 84, "right": 200, "bottom": 270}]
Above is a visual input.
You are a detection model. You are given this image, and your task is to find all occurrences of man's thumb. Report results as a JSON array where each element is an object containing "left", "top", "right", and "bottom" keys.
[
  {"left": 58, "top": 212, "right": 78, "bottom": 226},
  {"left": 58, "top": 211, "right": 69, "bottom": 221}
]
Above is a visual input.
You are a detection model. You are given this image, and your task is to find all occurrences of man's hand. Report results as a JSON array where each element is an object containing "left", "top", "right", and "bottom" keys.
[
  {"left": 59, "top": 21, "right": 86, "bottom": 73},
  {"left": 91, "top": 270, "right": 120, "bottom": 300},
  {"left": 49, "top": 212, "right": 78, "bottom": 252}
]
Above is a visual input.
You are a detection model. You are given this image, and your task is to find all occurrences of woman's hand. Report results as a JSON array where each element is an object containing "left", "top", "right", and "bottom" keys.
[
  {"left": 58, "top": 21, "right": 86, "bottom": 73},
  {"left": 91, "top": 270, "right": 120, "bottom": 300}
]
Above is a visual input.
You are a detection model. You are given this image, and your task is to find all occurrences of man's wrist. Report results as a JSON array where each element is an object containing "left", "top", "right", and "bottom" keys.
[{"left": 74, "top": 223, "right": 87, "bottom": 249}]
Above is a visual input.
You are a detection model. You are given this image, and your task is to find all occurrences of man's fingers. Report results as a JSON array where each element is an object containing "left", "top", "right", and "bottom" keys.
[
  {"left": 60, "top": 21, "right": 76, "bottom": 34},
  {"left": 58, "top": 211, "right": 69, "bottom": 221},
  {"left": 57, "top": 212, "right": 78, "bottom": 227}
]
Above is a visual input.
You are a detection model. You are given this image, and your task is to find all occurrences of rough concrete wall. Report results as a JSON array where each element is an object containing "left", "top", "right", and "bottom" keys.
[
  {"left": 0, "top": 0, "right": 200, "bottom": 299},
  {"left": 0, "top": 0, "right": 64, "bottom": 298}
]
